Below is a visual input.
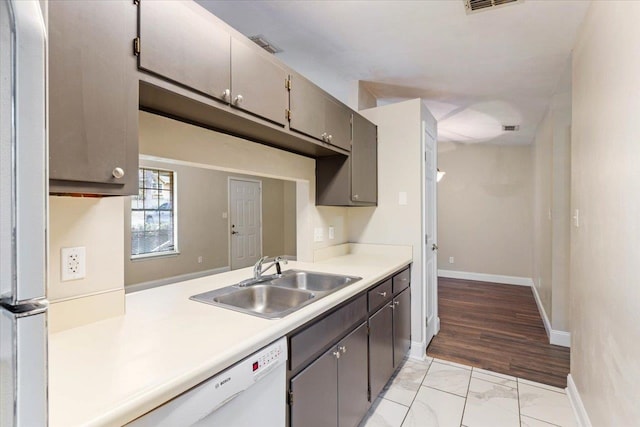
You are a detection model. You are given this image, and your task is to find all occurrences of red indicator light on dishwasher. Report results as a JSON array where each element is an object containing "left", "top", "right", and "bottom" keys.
[{"left": 253, "top": 362, "right": 259, "bottom": 372}]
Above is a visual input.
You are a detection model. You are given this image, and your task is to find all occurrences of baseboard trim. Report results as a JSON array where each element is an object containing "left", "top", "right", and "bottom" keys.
[
  {"left": 530, "top": 282, "right": 571, "bottom": 348},
  {"left": 408, "top": 339, "right": 427, "bottom": 361},
  {"left": 437, "top": 269, "right": 534, "bottom": 287},
  {"left": 567, "top": 374, "right": 592, "bottom": 427},
  {"left": 126, "top": 266, "right": 231, "bottom": 293}
]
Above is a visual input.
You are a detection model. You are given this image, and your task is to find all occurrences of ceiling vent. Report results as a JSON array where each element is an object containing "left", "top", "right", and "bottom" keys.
[
  {"left": 249, "top": 35, "right": 282, "bottom": 54},
  {"left": 464, "top": 0, "right": 522, "bottom": 14},
  {"left": 502, "top": 125, "right": 520, "bottom": 132}
]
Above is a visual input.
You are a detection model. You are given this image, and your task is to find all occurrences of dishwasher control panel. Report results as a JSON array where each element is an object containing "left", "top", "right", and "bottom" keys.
[{"left": 251, "top": 338, "right": 286, "bottom": 378}]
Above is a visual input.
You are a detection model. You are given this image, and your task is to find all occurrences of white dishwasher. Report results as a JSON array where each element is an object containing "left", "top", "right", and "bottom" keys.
[{"left": 129, "top": 337, "right": 287, "bottom": 427}]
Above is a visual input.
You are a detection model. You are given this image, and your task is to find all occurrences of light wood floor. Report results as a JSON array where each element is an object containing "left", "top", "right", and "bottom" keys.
[{"left": 426, "top": 277, "right": 570, "bottom": 388}]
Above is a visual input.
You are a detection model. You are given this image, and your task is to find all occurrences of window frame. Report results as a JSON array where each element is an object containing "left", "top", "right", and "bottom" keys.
[{"left": 130, "top": 166, "right": 179, "bottom": 260}]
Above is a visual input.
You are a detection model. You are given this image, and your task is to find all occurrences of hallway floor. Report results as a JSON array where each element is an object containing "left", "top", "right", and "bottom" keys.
[
  {"left": 359, "top": 357, "right": 577, "bottom": 427},
  {"left": 426, "top": 277, "right": 570, "bottom": 388}
]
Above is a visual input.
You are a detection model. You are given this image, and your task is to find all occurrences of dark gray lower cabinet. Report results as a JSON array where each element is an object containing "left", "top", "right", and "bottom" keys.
[
  {"left": 393, "top": 288, "right": 412, "bottom": 368},
  {"left": 290, "top": 323, "right": 368, "bottom": 427},
  {"left": 369, "top": 304, "right": 394, "bottom": 399},
  {"left": 290, "top": 345, "right": 338, "bottom": 427},
  {"left": 338, "top": 324, "right": 369, "bottom": 427}
]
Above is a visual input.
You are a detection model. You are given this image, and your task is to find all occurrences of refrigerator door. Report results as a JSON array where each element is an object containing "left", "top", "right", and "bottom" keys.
[
  {"left": 0, "top": 307, "right": 48, "bottom": 426},
  {"left": 0, "top": 0, "right": 48, "bottom": 425},
  {"left": 0, "top": 0, "right": 47, "bottom": 304}
]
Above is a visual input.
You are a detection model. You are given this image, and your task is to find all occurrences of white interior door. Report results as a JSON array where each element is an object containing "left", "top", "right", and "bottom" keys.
[
  {"left": 229, "top": 178, "right": 262, "bottom": 270},
  {"left": 423, "top": 126, "right": 439, "bottom": 345}
]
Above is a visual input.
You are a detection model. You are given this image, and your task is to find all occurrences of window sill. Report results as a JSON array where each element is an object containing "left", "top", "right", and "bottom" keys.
[{"left": 131, "top": 250, "right": 180, "bottom": 261}]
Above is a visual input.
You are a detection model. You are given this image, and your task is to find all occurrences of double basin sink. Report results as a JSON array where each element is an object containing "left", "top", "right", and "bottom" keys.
[{"left": 190, "top": 270, "right": 362, "bottom": 319}]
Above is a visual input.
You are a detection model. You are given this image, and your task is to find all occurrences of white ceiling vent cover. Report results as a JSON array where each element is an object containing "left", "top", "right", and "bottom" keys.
[{"left": 464, "top": 0, "right": 522, "bottom": 14}]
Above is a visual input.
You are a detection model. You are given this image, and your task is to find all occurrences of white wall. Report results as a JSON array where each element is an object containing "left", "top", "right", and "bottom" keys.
[
  {"left": 437, "top": 142, "right": 533, "bottom": 279},
  {"left": 570, "top": 1, "right": 640, "bottom": 424},
  {"left": 349, "top": 99, "right": 430, "bottom": 353}
]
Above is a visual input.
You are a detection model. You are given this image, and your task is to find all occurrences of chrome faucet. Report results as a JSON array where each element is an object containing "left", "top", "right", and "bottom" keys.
[{"left": 253, "top": 255, "right": 288, "bottom": 280}]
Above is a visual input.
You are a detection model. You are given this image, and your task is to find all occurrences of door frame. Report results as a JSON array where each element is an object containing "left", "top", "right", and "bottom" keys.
[{"left": 227, "top": 177, "right": 263, "bottom": 270}]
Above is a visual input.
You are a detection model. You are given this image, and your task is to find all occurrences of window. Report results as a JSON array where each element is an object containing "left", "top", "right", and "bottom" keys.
[{"left": 131, "top": 168, "right": 177, "bottom": 257}]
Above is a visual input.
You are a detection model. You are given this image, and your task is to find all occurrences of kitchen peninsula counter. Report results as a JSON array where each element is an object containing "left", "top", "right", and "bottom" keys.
[{"left": 48, "top": 243, "right": 412, "bottom": 426}]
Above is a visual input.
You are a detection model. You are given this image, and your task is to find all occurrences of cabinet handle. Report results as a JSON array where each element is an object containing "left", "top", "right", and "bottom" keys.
[
  {"left": 376, "top": 291, "right": 387, "bottom": 297},
  {"left": 221, "top": 89, "right": 230, "bottom": 101},
  {"left": 327, "top": 134, "right": 333, "bottom": 142},
  {"left": 394, "top": 301, "right": 400, "bottom": 306},
  {"left": 389, "top": 303, "right": 395, "bottom": 309},
  {"left": 338, "top": 345, "right": 347, "bottom": 354},
  {"left": 321, "top": 132, "right": 328, "bottom": 142},
  {"left": 234, "top": 94, "right": 243, "bottom": 105},
  {"left": 112, "top": 167, "right": 125, "bottom": 179},
  {"left": 353, "top": 194, "right": 359, "bottom": 200},
  {"left": 333, "top": 350, "right": 341, "bottom": 359}
]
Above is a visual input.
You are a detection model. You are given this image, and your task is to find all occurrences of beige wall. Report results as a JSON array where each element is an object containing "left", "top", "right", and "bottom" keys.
[
  {"left": 124, "top": 159, "right": 296, "bottom": 286},
  {"left": 437, "top": 143, "right": 533, "bottom": 278},
  {"left": 138, "top": 111, "right": 349, "bottom": 262},
  {"left": 570, "top": 2, "right": 640, "bottom": 424},
  {"left": 283, "top": 180, "right": 297, "bottom": 256},
  {"left": 48, "top": 196, "right": 125, "bottom": 331},
  {"left": 349, "top": 99, "right": 429, "bottom": 348}
]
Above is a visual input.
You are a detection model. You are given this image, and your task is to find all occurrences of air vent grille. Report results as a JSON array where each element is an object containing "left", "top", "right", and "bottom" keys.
[
  {"left": 464, "top": 0, "right": 522, "bottom": 13},
  {"left": 249, "top": 35, "right": 282, "bottom": 54},
  {"left": 502, "top": 125, "right": 520, "bottom": 132}
]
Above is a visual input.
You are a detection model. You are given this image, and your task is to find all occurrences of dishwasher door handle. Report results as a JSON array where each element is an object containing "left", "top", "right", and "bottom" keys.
[{"left": 203, "top": 390, "right": 245, "bottom": 417}]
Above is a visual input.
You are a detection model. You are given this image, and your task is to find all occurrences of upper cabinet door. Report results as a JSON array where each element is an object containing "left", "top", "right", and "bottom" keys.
[
  {"left": 138, "top": 0, "right": 230, "bottom": 102},
  {"left": 230, "top": 38, "right": 287, "bottom": 126},
  {"left": 351, "top": 114, "right": 378, "bottom": 204},
  {"left": 324, "top": 99, "right": 352, "bottom": 151},
  {"left": 49, "top": 0, "right": 138, "bottom": 194},
  {"left": 289, "top": 74, "right": 326, "bottom": 142}
]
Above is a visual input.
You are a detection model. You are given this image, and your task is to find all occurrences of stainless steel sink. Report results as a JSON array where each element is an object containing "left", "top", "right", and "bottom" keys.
[
  {"left": 271, "top": 270, "right": 361, "bottom": 292},
  {"left": 190, "top": 270, "right": 362, "bottom": 319},
  {"left": 190, "top": 284, "right": 315, "bottom": 319}
]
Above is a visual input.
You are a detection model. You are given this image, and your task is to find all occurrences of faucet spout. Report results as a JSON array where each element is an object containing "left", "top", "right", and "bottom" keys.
[{"left": 253, "top": 255, "right": 288, "bottom": 280}]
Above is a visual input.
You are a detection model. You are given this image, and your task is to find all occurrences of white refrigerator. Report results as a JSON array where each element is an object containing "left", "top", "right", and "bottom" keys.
[{"left": 0, "top": 0, "right": 48, "bottom": 425}]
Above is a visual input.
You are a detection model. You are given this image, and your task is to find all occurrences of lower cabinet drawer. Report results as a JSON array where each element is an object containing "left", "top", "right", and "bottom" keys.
[
  {"left": 289, "top": 295, "right": 367, "bottom": 372},
  {"left": 392, "top": 268, "right": 410, "bottom": 293},
  {"left": 368, "top": 279, "right": 392, "bottom": 312}
]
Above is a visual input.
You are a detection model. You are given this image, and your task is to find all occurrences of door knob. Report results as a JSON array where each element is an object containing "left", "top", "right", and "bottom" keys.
[
  {"left": 432, "top": 243, "right": 439, "bottom": 251},
  {"left": 231, "top": 231, "right": 239, "bottom": 235}
]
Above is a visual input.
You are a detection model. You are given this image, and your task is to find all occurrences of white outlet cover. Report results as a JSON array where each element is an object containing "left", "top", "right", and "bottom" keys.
[
  {"left": 314, "top": 227, "right": 324, "bottom": 242},
  {"left": 398, "top": 192, "right": 408, "bottom": 205},
  {"left": 449, "top": 257, "right": 454, "bottom": 264},
  {"left": 328, "top": 226, "right": 335, "bottom": 240},
  {"left": 61, "top": 246, "right": 86, "bottom": 281}
]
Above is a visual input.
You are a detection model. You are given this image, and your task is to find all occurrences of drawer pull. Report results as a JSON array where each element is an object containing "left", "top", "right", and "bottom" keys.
[
  {"left": 376, "top": 291, "right": 387, "bottom": 297},
  {"left": 338, "top": 345, "right": 347, "bottom": 354},
  {"left": 333, "top": 350, "right": 341, "bottom": 359},
  {"left": 112, "top": 167, "right": 125, "bottom": 179}
]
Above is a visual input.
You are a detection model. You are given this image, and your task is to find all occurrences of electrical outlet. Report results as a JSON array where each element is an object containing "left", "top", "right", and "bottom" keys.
[
  {"left": 197, "top": 256, "right": 203, "bottom": 264},
  {"left": 314, "top": 227, "right": 324, "bottom": 242},
  {"left": 328, "top": 226, "right": 335, "bottom": 240},
  {"left": 449, "top": 257, "right": 454, "bottom": 264},
  {"left": 61, "top": 246, "right": 86, "bottom": 281}
]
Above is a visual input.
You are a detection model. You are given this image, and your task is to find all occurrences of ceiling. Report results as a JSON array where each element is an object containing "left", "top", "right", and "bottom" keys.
[{"left": 198, "top": 0, "right": 590, "bottom": 145}]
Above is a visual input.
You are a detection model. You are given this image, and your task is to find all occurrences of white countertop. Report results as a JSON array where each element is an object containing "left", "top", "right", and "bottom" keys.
[{"left": 48, "top": 244, "right": 412, "bottom": 427}]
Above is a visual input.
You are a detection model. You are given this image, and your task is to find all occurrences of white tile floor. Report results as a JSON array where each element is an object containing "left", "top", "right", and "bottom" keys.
[{"left": 359, "top": 358, "right": 577, "bottom": 427}]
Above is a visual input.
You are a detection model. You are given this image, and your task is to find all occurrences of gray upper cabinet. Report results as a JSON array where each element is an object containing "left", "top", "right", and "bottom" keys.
[
  {"left": 49, "top": 0, "right": 138, "bottom": 195},
  {"left": 316, "top": 113, "right": 377, "bottom": 206},
  {"left": 230, "top": 38, "right": 288, "bottom": 126},
  {"left": 289, "top": 73, "right": 351, "bottom": 151},
  {"left": 351, "top": 114, "right": 378, "bottom": 203},
  {"left": 138, "top": 0, "right": 231, "bottom": 102}
]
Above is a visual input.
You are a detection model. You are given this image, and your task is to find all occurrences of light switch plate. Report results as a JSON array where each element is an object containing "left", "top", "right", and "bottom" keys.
[
  {"left": 61, "top": 246, "right": 86, "bottom": 281},
  {"left": 314, "top": 227, "right": 324, "bottom": 242},
  {"left": 398, "top": 192, "right": 408, "bottom": 205},
  {"left": 328, "top": 226, "right": 335, "bottom": 240}
]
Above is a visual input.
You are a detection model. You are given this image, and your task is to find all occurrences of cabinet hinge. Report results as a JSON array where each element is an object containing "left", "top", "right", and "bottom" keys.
[
  {"left": 285, "top": 76, "right": 292, "bottom": 90},
  {"left": 133, "top": 37, "right": 141, "bottom": 56},
  {"left": 288, "top": 390, "right": 294, "bottom": 406},
  {"left": 286, "top": 109, "right": 292, "bottom": 121}
]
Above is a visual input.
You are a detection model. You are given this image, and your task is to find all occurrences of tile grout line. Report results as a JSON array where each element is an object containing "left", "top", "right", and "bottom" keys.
[
  {"left": 397, "top": 358, "right": 434, "bottom": 426},
  {"left": 458, "top": 366, "right": 474, "bottom": 426},
  {"left": 517, "top": 374, "right": 522, "bottom": 427},
  {"left": 518, "top": 377, "right": 567, "bottom": 395}
]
